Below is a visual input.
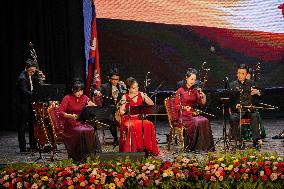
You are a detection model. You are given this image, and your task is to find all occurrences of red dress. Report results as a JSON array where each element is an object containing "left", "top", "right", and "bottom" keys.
[
  {"left": 174, "top": 87, "right": 214, "bottom": 152},
  {"left": 59, "top": 94, "right": 96, "bottom": 161},
  {"left": 119, "top": 92, "right": 159, "bottom": 155}
]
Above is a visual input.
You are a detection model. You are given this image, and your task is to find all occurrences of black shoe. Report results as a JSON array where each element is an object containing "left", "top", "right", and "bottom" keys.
[
  {"left": 20, "top": 148, "right": 27, "bottom": 153},
  {"left": 253, "top": 141, "right": 260, "bottom": 151},
  {"left": 272, "top": 134, "right": 284, "bottom": 139}
]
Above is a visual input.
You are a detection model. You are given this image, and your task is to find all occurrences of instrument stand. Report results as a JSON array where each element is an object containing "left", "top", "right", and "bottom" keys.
[
  {"left": 209, "top": 90, "right": 240, "bottom": 151},
  {"left": 128, "top": 105, "right": 160, "bottom": 154}
]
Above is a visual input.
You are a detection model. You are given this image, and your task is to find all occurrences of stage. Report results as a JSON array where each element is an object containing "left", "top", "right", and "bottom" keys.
[{"left": 0, "top": 118, "right": 283, "bottom": 165}]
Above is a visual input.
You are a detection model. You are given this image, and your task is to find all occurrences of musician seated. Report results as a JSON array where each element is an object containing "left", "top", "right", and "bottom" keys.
[
  {"left": 174, "top": 68, "right": 214, "bottom": 153},
  {"left": 119, "top": 77, "right": 159, "bottom": 156},
  {"left": 59, "top": 79, "right": 100, "bottom": 162},
  {"left": 93, "top": 67, "right": 126, "bottom": 147},
  {"left": 229, "top": 64, "right": 263, "bottom": 149}
]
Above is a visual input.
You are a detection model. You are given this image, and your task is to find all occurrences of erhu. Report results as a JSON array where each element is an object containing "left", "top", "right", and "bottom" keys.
[{"left": 194, "top": 61, "right": 215, "bottom": 117}]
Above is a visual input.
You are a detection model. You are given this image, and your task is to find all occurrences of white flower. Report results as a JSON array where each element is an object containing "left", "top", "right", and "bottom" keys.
[
  {"left": 162, "top": 172, "right": 168, "bottom": 177},
  {"left": 148, "top": 164, "right": 155, "bottom": 171},
  {"left": 260, "top": 171, "right": 264, "bottom": 176},
  {"left": 182, "top": 157, "right": 189, "bottom": 163}
]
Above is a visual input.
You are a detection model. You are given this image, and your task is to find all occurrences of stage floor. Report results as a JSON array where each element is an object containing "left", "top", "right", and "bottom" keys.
[{"left": 0, "top": 118, "right": 283, "bottom": 165}]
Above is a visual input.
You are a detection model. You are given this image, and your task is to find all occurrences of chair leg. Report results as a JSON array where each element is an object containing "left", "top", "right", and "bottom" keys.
[
  {"left": 102, "top": 129, "right": 106, "bottom": 145},
  {"left": 178, "top": 128, "right": 184, "bottom": 151},
  {"left": 168, "top": 128, "right": 173, "bottom": 151}
]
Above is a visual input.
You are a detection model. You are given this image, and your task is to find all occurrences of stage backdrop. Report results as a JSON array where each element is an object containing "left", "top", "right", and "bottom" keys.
[{"left": 84, "top": 0, "right": 284, "bottom": 91}]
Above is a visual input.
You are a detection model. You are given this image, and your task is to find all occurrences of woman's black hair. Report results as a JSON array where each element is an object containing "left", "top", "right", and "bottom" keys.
[
  {"left": 124, "top": 77, "right": 137, "bottom": 90},
  {"left": 182, "top": 68, "right": 198, "bottom": 88},
  {"left": 71, "top": 79, "right": 85, "bottom": 93}
]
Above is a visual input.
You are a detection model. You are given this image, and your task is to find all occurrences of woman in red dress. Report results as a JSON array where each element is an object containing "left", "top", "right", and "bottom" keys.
[
  {"left": 174, "top": 68, "right": 214, "bottom": 152},
  {"left": 59, "top": 80, "right": 99, "bottom": 161},
  {"left": 119, "top": 77, "right": 159, "bottom": 155}
]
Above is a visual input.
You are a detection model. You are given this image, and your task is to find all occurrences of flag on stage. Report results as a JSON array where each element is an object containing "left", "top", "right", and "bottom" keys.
[{"left": 86, "top": 1, "right": 101, "bottom": 97}]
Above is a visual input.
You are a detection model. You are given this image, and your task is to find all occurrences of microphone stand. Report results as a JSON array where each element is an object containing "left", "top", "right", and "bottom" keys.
[
  {"left": 150, "top": 82, "right": 164, "bottom": 126},
  {"left": 127, "top": 101, "right": 132, "bottom": 152}
]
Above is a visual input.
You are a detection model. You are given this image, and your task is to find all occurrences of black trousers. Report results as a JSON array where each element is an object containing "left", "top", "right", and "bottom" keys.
[
  {"left": 16, "top": 103, "right": 37, "bottom": 150},
  {"left": 230, "top": 111, "right": 261, "bottom": 141}
]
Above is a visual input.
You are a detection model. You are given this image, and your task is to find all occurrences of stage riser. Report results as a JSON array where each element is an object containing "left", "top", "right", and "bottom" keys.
[{"left": 96, "top": 152, "right": 145, "bottom": 161}]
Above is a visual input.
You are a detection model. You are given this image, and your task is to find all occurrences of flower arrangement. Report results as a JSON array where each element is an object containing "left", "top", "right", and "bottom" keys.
[{"left": 0, "top": 150, "right": 283, "bottom": 188}]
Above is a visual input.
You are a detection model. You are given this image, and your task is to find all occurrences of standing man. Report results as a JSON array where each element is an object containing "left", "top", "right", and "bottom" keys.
[
  {"left": 15, "top": 58, "right": 45, "bottom": 152},
  {"left": 94, "top": 67, "right": 126, "bottom": 147},
  {"left": 229, "top": 64, "right": 262, "bottom": 149}
]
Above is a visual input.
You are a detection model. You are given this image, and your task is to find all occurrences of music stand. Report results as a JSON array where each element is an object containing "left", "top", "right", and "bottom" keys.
[
  {"left": 34, "top": 84, "right": 66, "bottom": 102},
  {"left": 126, "top": 105, "right": 160, "bottom": 152},
  {"left": 78, "top": 106, "right": 114, "bottom": 126},
  {"left": 209, "top": 90, "right": 240, "bottom": 151}
]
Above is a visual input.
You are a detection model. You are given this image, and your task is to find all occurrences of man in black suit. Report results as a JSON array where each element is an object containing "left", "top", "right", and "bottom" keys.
[
  {"left": 94, "top": 67, "right": 126, "bottom": 147},
  {"left": 15, "top": 59, "right": 44, "bottom": 152},
  {"left": 229, "top": 64, "right": 262, "bottom": 149}
]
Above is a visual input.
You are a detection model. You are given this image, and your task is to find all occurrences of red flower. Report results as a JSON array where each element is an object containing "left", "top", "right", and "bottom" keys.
[
  {"left": 205, "top": 173, "right": 211, "bottom": 181},
  {"left": 229, "top": 172, "right": 235, "bottom": 177},
  {"left": 192, "top": 167, "right": 197, "bottom": 171},
  {"left": 16, "top": 177, "right": 22, "bottom": 182},
  {"left": 262, "top": 175, "right": 268, "bottom": 182},
  {"left": 189, "top": 172, "right": 195, "bottom": 178},
  {"left": 39, "top": 171, "right": 47, "bottom": 175},
  {"left": 258, "top": 162, "right": 264, "bottom": 167},
  {"left": 80, "top": 168, "right": 87, "bottom": 173},
  {"left": 234, "top": 162, "right": 240, "bottom": 167},
  {"left": 252, "top": 167, "right": 259, "bottom": 174},
  {"left": 241, "top": 157, "right": 248, "bottom": 162},
  {"left": 173, "top": 170, "right": 180, "bottom": 175},
  {"left": 89, "top": 176, "right": 95, "bottom": 183},
  {"left": 49, "top": 183, "right": 56, "bottom": 188},
  {"left": 78, "top": 175, "right": 85, "bottom": 182},
  {"left": 197, "top": 171, "right": 203, "bottom": 178},
  {"left": 264, "top": 169, "right": 272, "bottom": 176},
  {"left": 164, "top": 161, "right": 171, "bottom": 168},
  {"left": 220, "top": 171, "right": 226, "bottom": 177},
  {"left": 252, "top": 175, "right": 258, "bottom": 182},
  {"left": 240, "top": 168, "right": 245, "bottom": 173},
  {"left": 234, "top": 173, "right": 241, "bottom": 180},
  {"left": 117, "top": 173, "right": 123, "bottom": 179},
  {"left": 144, "top": 179, "right": 149, "bottom": 186}
]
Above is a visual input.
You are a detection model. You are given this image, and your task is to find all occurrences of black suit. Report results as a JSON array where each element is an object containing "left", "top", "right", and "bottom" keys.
[
  {"left": 228, "top": 79, "right": 262, "bottom": 142},
  {"left": 98, "top": 82, "right": 125, "bottom": 142},
  {"left": 14, "top": 71, "right": 40, "bottom": 151}
]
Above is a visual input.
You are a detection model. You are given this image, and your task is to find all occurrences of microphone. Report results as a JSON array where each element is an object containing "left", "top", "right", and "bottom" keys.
[
  {"left": 145, "top": 72, "right": 151, "bottom": 88},
  {"left": 223, "top": 76, "right": 229, "bottom": 90}
]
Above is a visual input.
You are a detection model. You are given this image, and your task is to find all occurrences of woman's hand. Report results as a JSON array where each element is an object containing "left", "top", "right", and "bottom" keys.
[
  {"left": 64, "top": 113, "right": 78, "bottom": 119},
  {"left": 87, "top": 100, "right": 97, "bottom": 106},
  {"left": 142, "top": 92, "right": 154, "bottom": 105},
  {"left": 183, "top": 106, "right": 192, "bottom": 111},
  {"left": 251, "top": 87, "right": 261, "bottom": 96}
]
